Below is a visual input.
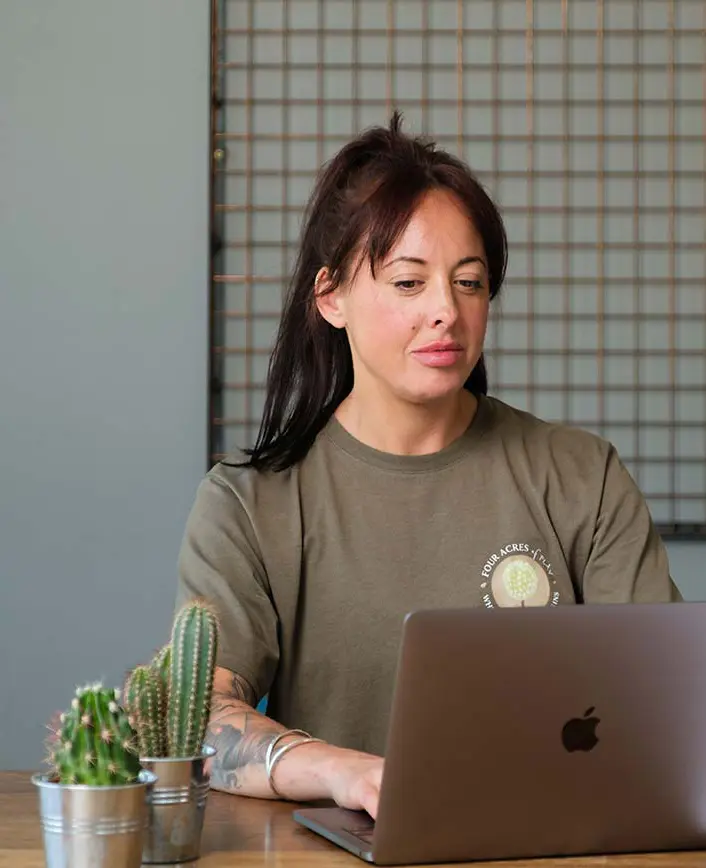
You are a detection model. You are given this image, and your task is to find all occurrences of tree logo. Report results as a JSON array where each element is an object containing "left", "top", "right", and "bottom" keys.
[{"left": 480, "top": 544, "right": 560, "bottom": 608}]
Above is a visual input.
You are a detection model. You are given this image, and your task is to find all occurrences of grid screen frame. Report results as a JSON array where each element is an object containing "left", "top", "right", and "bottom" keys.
[{"left": 210, "top": 0, "right": 706, "bottom": 539}]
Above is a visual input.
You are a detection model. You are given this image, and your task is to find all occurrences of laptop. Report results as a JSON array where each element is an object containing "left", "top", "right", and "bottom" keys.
[{"left": 293, "top": 602, "right": 706, "bottom": 865}]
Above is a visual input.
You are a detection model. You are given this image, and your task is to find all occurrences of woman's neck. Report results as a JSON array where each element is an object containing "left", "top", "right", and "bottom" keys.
[{"left": 333, "top": 388, "right": 478, "bottom": 456}]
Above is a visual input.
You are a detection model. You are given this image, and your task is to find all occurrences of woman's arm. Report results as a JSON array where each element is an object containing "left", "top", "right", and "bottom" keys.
[
  {"left": 205, "top": 666, "right": 384, "bottom": 817},
  {"left": 581, "top": 445, "right": 682, "bottom": 603},
  {"left": 177, "top": 477, "right": 383, "bottom": 815}
]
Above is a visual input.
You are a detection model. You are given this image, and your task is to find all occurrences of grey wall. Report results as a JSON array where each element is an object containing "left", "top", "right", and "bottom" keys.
[
  {"left": 0, "top": 0, "right": 210, "bottom": 769},
  {"left": 665, "top": 544, "right": 705, "bottom": 602}
]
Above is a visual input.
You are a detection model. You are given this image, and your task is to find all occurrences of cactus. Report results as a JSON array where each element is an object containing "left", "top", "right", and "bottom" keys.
[
  {"left": 47, "top": 683, "right": 141, "bottom": 785},
  {"left": 167, "top": 600, "right": 218, "bottom": 757},
  {"left": 124, "top": 601, "right": 219, "bottom": 759},
  {"left": 151, "top": 643, "right": 171, "bottom": 720},
  {"left": 124, "top": 665, "right": 166, "bottom": 758}
]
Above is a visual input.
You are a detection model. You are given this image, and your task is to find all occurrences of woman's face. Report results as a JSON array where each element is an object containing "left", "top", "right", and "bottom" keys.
[{"left": 317, "top": 188, "right": 491, "bottom": 408}]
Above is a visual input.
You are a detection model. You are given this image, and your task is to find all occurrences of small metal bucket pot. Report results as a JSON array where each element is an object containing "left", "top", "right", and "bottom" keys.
[
  {"left": 139, "top": 745, "right": 216, "bottom": 864},
  {"left": 32, "top": 769, "right": 157, "bottom": 868}
]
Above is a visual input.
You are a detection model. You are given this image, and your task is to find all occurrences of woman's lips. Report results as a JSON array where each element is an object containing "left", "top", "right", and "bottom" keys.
[{"left": 411, "top": 342, "right": 464, "bottom": 367}]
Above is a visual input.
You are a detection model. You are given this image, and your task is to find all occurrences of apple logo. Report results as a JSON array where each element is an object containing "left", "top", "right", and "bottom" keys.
[{"left": 561, "top": 707, "right": 600, "bottom": 752}]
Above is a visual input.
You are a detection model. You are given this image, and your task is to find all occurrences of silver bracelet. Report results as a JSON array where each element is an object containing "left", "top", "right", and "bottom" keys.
[
  {"left": 264, "top": 729, "right": 311, "bottom": 779},
  {"left": 266, "top": 733, "right": 324, "bottom": 798}
]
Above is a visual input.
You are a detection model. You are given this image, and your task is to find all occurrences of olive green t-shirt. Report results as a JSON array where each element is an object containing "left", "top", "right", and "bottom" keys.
[{"left": 175, "top": 395, "right": 681, "bottom": 757}]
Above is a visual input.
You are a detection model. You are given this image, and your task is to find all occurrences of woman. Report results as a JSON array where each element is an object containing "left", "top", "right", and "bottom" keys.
[{"left": 175, "top": 113, "right": 680, "bottom": 818}]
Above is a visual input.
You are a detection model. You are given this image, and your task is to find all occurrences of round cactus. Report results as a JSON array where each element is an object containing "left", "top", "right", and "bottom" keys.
[{"left": 48, "top": 683, "right": 141, "bottom": 785}]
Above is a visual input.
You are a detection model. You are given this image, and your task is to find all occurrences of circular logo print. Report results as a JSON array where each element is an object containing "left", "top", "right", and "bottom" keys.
[{"left": 490, "top": 554, "right": 551, "bottom": 608}]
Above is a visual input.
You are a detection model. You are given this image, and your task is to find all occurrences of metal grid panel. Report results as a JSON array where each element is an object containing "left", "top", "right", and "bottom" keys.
[{"left": 210, "top": 0, "right": 706, "bottom": 539}]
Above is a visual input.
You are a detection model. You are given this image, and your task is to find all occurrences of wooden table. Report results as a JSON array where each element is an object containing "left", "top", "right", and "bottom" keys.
[{"left": 2, "top": 771, "right": 705, "bottom": 867}]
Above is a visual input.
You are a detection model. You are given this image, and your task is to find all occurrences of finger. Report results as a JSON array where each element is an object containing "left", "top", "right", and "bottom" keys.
[{"left": 359, "top": 781, "right": 380, "bottom": 820}]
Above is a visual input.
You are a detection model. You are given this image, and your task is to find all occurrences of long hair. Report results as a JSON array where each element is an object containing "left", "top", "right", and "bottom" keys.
[{"left": 231, "top": 112, "right": 508, "bottom": 472}]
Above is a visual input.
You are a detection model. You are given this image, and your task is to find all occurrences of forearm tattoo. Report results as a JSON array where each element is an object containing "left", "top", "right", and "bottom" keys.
[
  {"left": 207, "top": 672, "right": 283, "bottom": 793},
  {"left": 210, "top": 673, "right": 257, "bottom": 721}
]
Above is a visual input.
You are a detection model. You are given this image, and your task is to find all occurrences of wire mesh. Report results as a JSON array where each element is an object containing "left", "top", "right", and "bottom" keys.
[{"left": 210, "top": 0, "right": 706, "bottom": 539}]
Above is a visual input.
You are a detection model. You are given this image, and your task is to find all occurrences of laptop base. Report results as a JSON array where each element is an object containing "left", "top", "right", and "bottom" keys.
[{"left": 293, "top": 807, "right": 375, "bottom": 863}]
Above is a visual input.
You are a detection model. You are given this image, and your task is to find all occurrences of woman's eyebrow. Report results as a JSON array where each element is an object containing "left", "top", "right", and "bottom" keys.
[{"left": 383, "top": 255, "right": 488, "bottom": 270}]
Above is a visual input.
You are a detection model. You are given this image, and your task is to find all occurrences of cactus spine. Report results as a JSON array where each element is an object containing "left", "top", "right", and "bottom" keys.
[
  {"left": 167, "top": 601, "right": 218, "bottom": 757},
  {"left": 124, "top": 665, "right": 166, "bottom": 758},
  {"left": 48, "top": 684, "right": 141, "bottom": 785}
]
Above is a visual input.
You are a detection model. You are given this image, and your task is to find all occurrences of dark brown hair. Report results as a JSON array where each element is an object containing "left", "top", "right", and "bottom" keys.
[{"left": 232, "top": 111, "right": 508, "bottom": 472}]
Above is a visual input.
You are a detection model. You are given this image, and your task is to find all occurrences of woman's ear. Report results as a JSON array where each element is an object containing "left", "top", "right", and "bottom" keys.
[{"left": 314, "top": 266, "right": 347, "bottom": 329}]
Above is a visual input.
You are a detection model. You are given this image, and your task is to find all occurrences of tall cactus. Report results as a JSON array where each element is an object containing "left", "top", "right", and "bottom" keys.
[
  {"left": 123, "top": 601, "right": 219, "bottom": 759},
  {"left": 48, "top": 684, "right": 141, "bottom": 785},
  {"left": 167, "top": 600, "right": 218, "bottom": 757},
  {"left": 124, "top": 665, "right": 166, "bottom": 758}
]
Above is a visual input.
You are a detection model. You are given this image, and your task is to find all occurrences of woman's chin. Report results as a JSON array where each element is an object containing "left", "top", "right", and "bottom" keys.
[{"left": 398, "top": 374, "right": 471, "bottom": 406}]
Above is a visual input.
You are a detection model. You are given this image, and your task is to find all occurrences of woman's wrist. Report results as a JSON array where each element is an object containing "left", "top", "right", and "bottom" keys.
[{"left": 268, "top": 737, "right": 343, "bottom": 802}]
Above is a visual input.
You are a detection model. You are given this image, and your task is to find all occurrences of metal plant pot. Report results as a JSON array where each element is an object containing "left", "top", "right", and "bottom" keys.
[
  {"left": 32, "top": 769, "right": 157, "bottom": 868},
  {"left": 139, "top": 744, "right": 216, "bottom": 864}
]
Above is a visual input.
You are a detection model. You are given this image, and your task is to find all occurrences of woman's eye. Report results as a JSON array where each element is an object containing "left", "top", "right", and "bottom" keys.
[{"left": 393, "top": 278, "right": 484, "bottom": 293}]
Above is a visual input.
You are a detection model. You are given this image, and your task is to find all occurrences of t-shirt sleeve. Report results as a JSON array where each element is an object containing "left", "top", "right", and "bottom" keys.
[
  {"left": 580, "top": 445, "right": 683, "bottom": 603},
  {"left": 174, "top": 472, "right": 280, "bottom": 702}
]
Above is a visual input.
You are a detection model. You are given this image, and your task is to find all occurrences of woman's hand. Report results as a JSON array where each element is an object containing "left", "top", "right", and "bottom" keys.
[
  {"left": 321, "top": 746, "right": 384, "bottom": 819},
  {"left": 205, "top": 669, "right": 384, "bottom": 816}
]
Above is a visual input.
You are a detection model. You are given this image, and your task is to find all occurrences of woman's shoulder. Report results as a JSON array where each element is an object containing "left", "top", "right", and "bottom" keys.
[
  {"left": 203, "top": 453, "right": 298, "bottom": 506},
  {"left": 484, "top": 394, "right": 615, "bottom": 468}
]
